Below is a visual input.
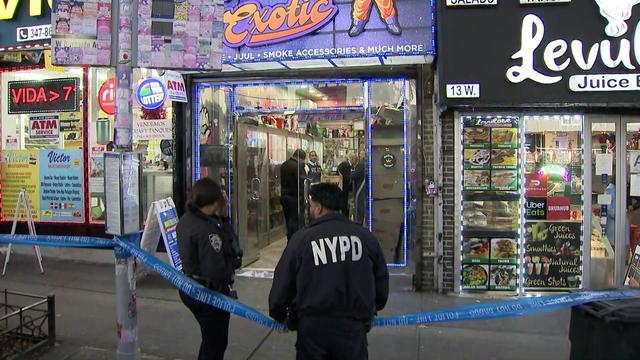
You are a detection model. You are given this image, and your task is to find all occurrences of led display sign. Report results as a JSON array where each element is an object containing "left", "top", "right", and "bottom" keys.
[{"left": 8, "top": 78, "right": 78, "bottom": 114}]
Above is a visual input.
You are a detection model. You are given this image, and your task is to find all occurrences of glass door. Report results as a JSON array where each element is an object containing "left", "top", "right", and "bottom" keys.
[
  {"left": 237, "top": 125, "right": 269, "bottom": 264},
  {"left": 589, "top": 115, "right": 640, "bottom": 287}
]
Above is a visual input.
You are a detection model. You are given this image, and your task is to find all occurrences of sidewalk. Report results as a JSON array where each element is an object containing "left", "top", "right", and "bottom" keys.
[{"left": 2, "top": 253, "right": 572, "bottom": 360}]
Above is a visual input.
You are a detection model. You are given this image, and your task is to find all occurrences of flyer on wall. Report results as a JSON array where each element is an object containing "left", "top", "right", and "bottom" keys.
[
  {"left": 0, "top": 150, "right": 40, "bottom": 221},
  {"left": 51, "top": 0, "right": 113, "bottom": 66}
]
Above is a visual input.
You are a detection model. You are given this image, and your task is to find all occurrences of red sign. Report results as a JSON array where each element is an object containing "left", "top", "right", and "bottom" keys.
[
  {"left": 547, "top": 196, "right": 571, "bottom": 220},
  {"left": 29, "top": 115, "right": 60, "bottom": 139},
  {"left": 8, "top": 78, "right": 78, "bottom": 114},
  {"left": 525, "top": 173, "right": 548, "bottom": 197},
  {"left": 99, "top": 78, "right": 116, "bottom": 115}
]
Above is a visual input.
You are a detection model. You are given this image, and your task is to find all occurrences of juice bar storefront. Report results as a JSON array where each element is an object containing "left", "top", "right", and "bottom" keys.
[
  {"left": 190, "top": 0, "right": 436, "bottom": 270},
  {"left": 437, "top": 1, "right": 640, "bottom": 293}
]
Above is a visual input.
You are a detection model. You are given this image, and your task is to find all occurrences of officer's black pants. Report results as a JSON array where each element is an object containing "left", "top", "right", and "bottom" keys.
[
  {"left": 180, "top": 291, "right": 230, "bottom": 360},
  {"left": 281, "top": 195, "right": 304, "bottom": 240},
  {"left": 296, "top": 317, "right": 368, "bottom": 360}
]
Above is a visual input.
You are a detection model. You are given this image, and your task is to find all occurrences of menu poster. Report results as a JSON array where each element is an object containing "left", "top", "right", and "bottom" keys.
[
  {"left": 489, "top": 265, "right": 517, "bottom": 291},
  {"left": 462, "top": 237, "right": 489, "bottom": 264},
  {"left": 463, "top": 116, "right": 519, "bottom": 191},
  {"left": 52, "top": 0, "right": 113, "bottom": 66},
  {"left": 624, "top": 244, "right": 640, "bottom": 287},
  {"left": 490, "top": 238, "right": 518, "bottom": 264},
  {"left": 137, "top": 0, "right": 224, "bottom": 70},
  {"left": 39, "top": 149, "right": 84, "bottom": 222},
  {"left": 0, "top": 150, "right": 40, "bottom": 220},
  {"left": 524, "top": 221, "right": 582, "bottom": 289},
  {"left": 462, "top": 265, "right": 488, "bottom": 290}
]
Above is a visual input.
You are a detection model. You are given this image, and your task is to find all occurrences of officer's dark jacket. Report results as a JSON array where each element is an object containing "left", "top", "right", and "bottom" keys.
[
  {"left": 269, "top": 213, "right": 389, "bottom": 323},
  {"left": 280, "top": 157, "right": 307, "bottom": 197},
  {"left": 176, "top": 210, "right": 242, "bottom": 290}
]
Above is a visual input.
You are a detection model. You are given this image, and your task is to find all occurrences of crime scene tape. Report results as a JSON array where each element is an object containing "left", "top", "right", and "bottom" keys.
[{"left": 3, "top": 234, "right": 640, "bottom": 330}]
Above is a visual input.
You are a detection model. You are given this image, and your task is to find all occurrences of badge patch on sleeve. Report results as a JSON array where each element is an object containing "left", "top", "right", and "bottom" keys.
[{"left": 208, "top": 234, "right": 222, "bottom": 252}]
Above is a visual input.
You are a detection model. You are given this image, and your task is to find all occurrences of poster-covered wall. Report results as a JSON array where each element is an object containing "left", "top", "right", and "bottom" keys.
[{"left": 1, "top": 149, "right": 84, "bottom": 223}]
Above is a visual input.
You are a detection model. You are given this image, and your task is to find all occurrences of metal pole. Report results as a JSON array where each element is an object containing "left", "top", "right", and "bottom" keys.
[
  {"left": 112, "top": 0, "right": 140, "bottom": 357},
  {"left": 47, "top": 294, "right": 56, "bottom": 346}
]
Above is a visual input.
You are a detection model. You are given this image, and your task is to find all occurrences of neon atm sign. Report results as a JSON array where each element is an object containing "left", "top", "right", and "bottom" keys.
[{"left": 0, "top": 0, "right": 52, "bottom": 20}]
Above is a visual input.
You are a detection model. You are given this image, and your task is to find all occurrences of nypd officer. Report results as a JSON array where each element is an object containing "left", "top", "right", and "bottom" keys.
[
  {"left": 177, "top": 178, "right": 243, "bottom": 360},
  {"left": 269, "top": 183, "right": 389, "bottom": 360}
]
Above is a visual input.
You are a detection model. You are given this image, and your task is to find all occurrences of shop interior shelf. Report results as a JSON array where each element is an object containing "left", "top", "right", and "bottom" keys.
[
  {"left": 463, "top": 192, "right": 521, "bottom": 201},
  {"left": 462, "top": 229, "right": 519, "bottom": 238},
  {"left": 235, "top": 106, "right": 365, "bottom": 114}
]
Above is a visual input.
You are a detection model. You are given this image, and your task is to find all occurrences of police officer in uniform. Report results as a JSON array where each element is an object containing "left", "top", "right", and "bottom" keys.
[
  {"left": 306, "top": 150, "right": 322, "bottom": 185},
  {"left": 177, "top": 178, "right": 243, "bottom": 360},
  {"left": 280, "top": 149, "right": 308, "bottom": 240},
  {"left": 269, "top": 183, "right": 389, "bottom": 360}
]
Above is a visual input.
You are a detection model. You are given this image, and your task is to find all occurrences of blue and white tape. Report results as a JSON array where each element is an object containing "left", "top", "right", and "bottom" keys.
[{"left": 3, "top": 234, "right": 640, "bottom": 330}]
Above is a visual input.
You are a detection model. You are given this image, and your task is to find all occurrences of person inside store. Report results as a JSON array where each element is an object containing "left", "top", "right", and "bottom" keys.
[
  {"left": 306, "top": 150, "right": 323, "bottom": 185},
  {"left": 352, "top": 150, "right": 368, "bottom": 225},
  {"left": 269, "top": 183, "right": 389, "bottom": 360},
  {"left": 337, "top": 154, "right": 357, "bottom": 218},
  {"left": 280, "top": 149, "right": 308, "bottom": 240},
  {"left": 176, "top": 178, "right": 243, "bottom": 360}
]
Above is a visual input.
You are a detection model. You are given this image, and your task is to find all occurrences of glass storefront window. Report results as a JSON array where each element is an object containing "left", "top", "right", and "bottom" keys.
[
  {"left": 194, "top": 79, "right": 415, "bottom": 268},
  {"left": 1, "top": 68, "right": 85, "bottom": 223},
  {"left": 523, "top": 115, "right": 584, "bottom": 291}
]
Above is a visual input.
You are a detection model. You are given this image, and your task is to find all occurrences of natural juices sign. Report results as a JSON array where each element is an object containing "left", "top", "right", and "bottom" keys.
[{"left": 224, "top": 0, "right": 338, "bottom": 47}]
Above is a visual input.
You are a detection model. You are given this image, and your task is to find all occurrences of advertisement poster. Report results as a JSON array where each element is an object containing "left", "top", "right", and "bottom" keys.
[
  {"left": 157, "top": 198, "right": 182, "bottom": 271},
  {"left": 163, "top": 71, "right": 188, "bottom": 103},
  {"left": 624, "top": 244, "right": 640, "bottom": 287},
  {"left": 29, "top": 115, "right": 60, "bottom": 139},
  {"left": 133, "top": 118, "right": 172, "bottom": 141},
  {"left": 51, "top": 0, "right": 113, "bottom": 66},
  {"left": 524, "top": 221, "right": 582, "bottom": 289},
  {"left": 630, "top": 151, "right": 640, "bottom": 174},
  {"left": 137, "top": 0, "right": 224, "bottom": 70},
  {"left": 0, "top": 150, "right": 40, "bottom": 221},
  {"left": 39, "top": 149, "right": 84, "bottom": 222},
  {"left": 222, "top": 0, "right": 435, "bottom": 63}
]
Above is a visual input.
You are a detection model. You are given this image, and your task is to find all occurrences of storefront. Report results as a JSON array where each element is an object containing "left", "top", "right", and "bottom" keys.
[
  {"left": 0, "top": 1, "right": 181, "bottom": 236},
  {"left": 188, "top": 0, "right": 436, "bottom": 271},
  {"left": 437, "top": 1, "right": 640, "bottom": 293}
]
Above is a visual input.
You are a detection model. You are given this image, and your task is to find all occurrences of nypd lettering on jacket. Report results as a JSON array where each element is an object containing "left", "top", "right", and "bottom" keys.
[{"left": 311, "top": 235, "right": 362, "bottom": 265}]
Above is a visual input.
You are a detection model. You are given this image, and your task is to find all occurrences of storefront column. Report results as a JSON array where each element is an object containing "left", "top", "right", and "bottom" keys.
[{"left": 113, "top": 0, "right": 140, "bottom": 358}]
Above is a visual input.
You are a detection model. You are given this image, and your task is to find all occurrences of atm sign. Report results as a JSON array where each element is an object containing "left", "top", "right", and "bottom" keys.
[
  {"left": 29, "top": 115, "right": 59, "bottom": 139},
  {"left": 8, "top": 78, "right": 78, "bottom": 114}
]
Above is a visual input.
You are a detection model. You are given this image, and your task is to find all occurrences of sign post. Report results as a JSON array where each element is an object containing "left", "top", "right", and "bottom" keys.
[
  {"left": 138, "top": 198, "right": 182, "bottom": 278},
  {"left": 2, "top": 189, "right": 44, "bottom": 276}
]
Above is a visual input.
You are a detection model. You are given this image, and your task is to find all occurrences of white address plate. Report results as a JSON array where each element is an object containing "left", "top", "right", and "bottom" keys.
[
  {"left": 447, "top": 0, "right": 497, "bottom": 6},
  {"left": 446, "top": 84, "right": 480, "bottom": 98},
  {"left": 16, "top": 24, "right": 52, "bottom": 43}
]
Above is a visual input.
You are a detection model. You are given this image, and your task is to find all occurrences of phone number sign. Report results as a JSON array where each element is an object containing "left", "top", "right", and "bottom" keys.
[{"left": 17, "top": 24, "right": 52, "bottom": 42}]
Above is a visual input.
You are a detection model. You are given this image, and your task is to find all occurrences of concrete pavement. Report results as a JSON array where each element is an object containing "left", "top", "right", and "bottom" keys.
[{"left": 1, "top": 252, "right": 572, "bottom": 360}]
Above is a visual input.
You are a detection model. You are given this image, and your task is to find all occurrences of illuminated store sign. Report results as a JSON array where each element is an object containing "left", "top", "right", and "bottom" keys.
[
  {"left": 8, "top": 78, "right": 78, "bottom": 114},
  {"left": 0, "top": 0, "right": 52, "bottom": 48},
  {"left": 438, "top": 1, "right": 640, "bottom": 106},
  {"left": 223, "top": 0, "right": 435, "bottom": 63}
]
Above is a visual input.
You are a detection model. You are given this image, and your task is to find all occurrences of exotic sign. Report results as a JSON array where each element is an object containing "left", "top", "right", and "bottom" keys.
[
  {"left": 223, "top": 0, "right": 435, "bottom": 63},
  {"left": 438, "top": 1, "right": 640, "bottom": 106},
  {"left": 8, "top": 78, "right": 78, "bottom": 114}
]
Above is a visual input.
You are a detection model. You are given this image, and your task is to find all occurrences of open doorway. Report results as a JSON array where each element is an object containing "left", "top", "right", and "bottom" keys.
[{"left": 195, "top": 79, "right": 416, "bottom": 273}]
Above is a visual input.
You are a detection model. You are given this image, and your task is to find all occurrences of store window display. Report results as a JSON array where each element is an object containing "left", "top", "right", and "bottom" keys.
[
  {"left": 88, "top": 68, "right": 175, "bottom": 223},
  {"left": 0, "top": 68, "right": 85, "bottom": 223}
]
